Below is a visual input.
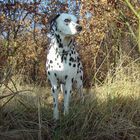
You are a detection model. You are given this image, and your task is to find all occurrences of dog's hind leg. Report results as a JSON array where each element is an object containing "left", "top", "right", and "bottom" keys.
[
  {"left": 75, "top": 74, "right": 84, "bottom": 102},
  {"left": 60, "top": 84, "right": 65, "bottom": 94}
]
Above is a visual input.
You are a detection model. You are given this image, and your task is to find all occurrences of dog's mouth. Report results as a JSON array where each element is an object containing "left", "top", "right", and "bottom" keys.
[
  {"left": 65, "top": 29, "right": 82, "bottom": 36},
  {"left": 65, "top": 32, "right": 80, "bottom": 37}
]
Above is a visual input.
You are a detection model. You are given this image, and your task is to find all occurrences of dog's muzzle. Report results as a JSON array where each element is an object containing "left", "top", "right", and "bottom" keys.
[{"left": 76, "top": 25, "right": 82, "bottom": 32}]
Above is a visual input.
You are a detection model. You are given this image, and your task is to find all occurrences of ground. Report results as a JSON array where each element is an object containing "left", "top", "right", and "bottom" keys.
[{"left": 0, "top": 61, "right": 140, "bottom": 140}]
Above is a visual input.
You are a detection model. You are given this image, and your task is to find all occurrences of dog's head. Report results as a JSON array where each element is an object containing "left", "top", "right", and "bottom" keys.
[{"left": 50, "top": 13, "right": 82, "bottom": 36}]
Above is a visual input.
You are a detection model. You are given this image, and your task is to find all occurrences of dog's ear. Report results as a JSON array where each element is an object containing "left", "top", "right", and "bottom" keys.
[
  {"left": 50, "top": 14, "right": 60, "bottom": 24},
  {"left": 50, "top": 14, "right": 60, "bottom": 32}
]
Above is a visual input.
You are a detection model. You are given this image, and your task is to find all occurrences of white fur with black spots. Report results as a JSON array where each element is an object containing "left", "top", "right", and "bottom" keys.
[{"left": 46, "top": 13, "right": 83, "bottom": 120}]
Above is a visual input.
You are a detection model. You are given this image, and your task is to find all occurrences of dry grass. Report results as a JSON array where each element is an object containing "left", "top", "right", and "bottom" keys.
[{"left": 0, "top": 57, "right": 140, "bottom": 140}]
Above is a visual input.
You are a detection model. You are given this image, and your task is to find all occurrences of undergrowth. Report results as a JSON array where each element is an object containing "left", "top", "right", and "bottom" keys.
[{"left": 0, "top": 57, "right": 140, "bottom": 140}]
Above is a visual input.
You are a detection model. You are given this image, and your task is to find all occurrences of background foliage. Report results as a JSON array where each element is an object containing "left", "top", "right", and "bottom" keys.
[{"left": 0, "top": 0, "right": 139, "bottom": 86}]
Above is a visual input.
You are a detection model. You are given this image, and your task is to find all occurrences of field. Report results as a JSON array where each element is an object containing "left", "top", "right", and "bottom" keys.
[{"left": 0, "top": 56, "right": 140, "bottom": 140}]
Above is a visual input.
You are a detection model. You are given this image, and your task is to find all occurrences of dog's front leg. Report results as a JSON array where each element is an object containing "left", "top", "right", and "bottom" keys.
[
  {"left": 63, "top": 80, "right": 72, "bottom": 115},
  {"left": 51, "top": 85, "right": 59, "bottom": 120}
]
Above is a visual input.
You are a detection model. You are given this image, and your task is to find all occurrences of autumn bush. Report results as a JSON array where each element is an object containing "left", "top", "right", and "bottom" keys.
[{"left": 0, "top": 0, "right": 139, "bottom": 86}]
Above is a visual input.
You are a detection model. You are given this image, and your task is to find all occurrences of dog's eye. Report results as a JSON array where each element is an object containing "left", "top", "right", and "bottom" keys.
[{"left": 64, "top": 19, "right": 71, "bottom": 23}]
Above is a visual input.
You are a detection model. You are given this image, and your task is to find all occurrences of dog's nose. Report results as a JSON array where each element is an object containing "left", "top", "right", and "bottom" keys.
[{"left": 76, "top": 25, "right": 82, "bottom": 32}]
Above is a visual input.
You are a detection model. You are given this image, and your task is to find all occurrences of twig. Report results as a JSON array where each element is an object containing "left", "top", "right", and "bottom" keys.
[
  {"left": 124, "top": 0, "right": 140, "bottom": 52},
  {"left": 0, "top": 93, "right": 14, "bottom": 100},
  {"left": 10, "top": 78, "right": 18, "bottom": 92},
  {"left": 3, "top": 83, "right": 15, "bottom": 94},
  {"left": 124, "top": 0, "right": 140, "bottom": 19},
  {"left": 0, "top": 94, "right": 16, "bottom": 110},
  {"left": 37, "top": 84, "right": 43, "bottom": 140}
]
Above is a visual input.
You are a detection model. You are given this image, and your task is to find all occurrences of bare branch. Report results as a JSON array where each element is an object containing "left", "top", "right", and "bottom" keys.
[{"left": 124, "top": 0, "right": 140, "bottom": 19}]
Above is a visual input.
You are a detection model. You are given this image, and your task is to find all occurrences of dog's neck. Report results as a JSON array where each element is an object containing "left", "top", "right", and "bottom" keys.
[
  {"left": 58, "top": 33, "right": 72, "bottom": 45},
  {"left": 50, "top": 31, "right": 74, "bottom": 53}
]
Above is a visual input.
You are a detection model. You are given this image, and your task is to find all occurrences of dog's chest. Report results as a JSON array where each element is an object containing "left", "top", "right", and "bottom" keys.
[{"left": 47, "top": 47, "right": 78, "bottom": 73}]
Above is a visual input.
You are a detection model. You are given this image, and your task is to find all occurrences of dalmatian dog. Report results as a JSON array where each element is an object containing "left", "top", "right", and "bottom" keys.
[{"left": 46, "top": 13, "right": 83, "bottom": 120}]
